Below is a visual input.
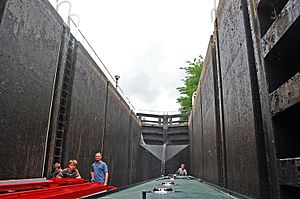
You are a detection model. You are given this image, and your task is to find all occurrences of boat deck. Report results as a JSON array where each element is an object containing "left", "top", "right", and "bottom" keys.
[{"left": 92, "top": 176, "right": 241, "bottom": 199}]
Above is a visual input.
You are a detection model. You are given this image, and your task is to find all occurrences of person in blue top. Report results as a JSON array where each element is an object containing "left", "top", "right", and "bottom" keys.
[{"left": 90, "top": 152, "right": 109, "bottom": 185}]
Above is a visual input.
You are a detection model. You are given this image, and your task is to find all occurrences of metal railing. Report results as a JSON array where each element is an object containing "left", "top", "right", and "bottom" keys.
[
  {"left": 49, "top": 0, "right": 135, "bottom": 112},
  {"left": 138, "top": 109, "right": 182, "bottom": 115}
]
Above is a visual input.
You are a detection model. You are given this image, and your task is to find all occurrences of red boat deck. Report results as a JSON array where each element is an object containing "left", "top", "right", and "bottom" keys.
[{"left": 0, "top": 178, "right": 117, "bottom": 199}]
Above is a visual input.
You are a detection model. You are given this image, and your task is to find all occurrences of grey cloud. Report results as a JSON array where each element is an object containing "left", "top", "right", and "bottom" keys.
[{"left": 124, "top": 45, "right": 165, "bottom": 104}]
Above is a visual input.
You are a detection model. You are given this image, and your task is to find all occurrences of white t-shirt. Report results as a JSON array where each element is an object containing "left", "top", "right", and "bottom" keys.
[{"left": 177, "top": 168, "right": 187, "bottom": 176}]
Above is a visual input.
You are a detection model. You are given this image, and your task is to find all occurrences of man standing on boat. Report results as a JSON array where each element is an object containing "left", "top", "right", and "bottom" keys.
[{"left": 90, "top": 152, "right": 109, "bottom": 185}]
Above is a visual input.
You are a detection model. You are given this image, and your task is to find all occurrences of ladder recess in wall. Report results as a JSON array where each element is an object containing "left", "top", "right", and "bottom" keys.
[
  {"left": 53, "top": 35, "right": 76, "bottom": 164},
  {"left": 258, "top": 0, "right": 300, "bottom": 194},
  {"left": 0, "top": 1, "right": 8, "bottom": 26}
]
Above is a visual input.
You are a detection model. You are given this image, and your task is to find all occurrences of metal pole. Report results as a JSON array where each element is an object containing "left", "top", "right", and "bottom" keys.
[
  {"left": 69, "top": 14, "right": 80, "bottom": 28},
  {"left": 142, "top": 191, "right": 147, "bottom": 199}
]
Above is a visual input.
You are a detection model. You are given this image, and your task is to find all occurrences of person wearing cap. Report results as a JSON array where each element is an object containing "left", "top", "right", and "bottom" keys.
[{"left": 49, "top": 163, "right": 62, "bottom": 178}]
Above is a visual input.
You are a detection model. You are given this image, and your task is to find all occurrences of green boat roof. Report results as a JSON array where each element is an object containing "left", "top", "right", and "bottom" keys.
[{"left": 94, "top": 177, "right": 240, "bottom": 199}]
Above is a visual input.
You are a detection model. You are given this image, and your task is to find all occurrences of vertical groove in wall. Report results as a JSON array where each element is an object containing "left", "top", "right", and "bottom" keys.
[
  {"left": 127, "top": 112, "right": 133, "bottom": 184},
  {"left": 0, "top": 0, "right": 8, "bottom": 27},
  {"left": 200, "top": 91, "right": 204, "bottom": 177},
  {"left": 190, "top": 113, "right": 194, "bottom": 175},
  {"left": 161, "top": 115, "right": 168, "bottom": 176},
  {"left": 249, "top": 0, "right": 280, "bottom": 197},
  {"left": 101, "top": 81, "right": 109, "bottom": 155},
  {"left": 212, "top": 40, "right": 223, "bottom": 187},
  {"left": 241, "top": 0, "right": 269, "bottom": 198},
  {"left": 43, "top": 26, "right": 66, "bottom": 177},
  {"left": 215, "top": 22, "right": 227, "bottom": 188},
  {"left": 192, "top": 114, "right": 195, "bottom": 176}
]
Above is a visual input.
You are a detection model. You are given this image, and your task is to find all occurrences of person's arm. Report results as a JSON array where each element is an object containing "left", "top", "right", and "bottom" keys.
[
  {"left": 90, "top": 165, "right": 95, "bottom": 181},
  {"left": 57, "top": 170, "right": 63, "bottom": 178},
  {"left": 104, "top": 172, "right": 108, "bottom": 185},
  {"left": 103, "top": 163, "right": 109, "bottom": 185},
  {"left": 76, "top": 170, "right": 81, "bottom": 178}
]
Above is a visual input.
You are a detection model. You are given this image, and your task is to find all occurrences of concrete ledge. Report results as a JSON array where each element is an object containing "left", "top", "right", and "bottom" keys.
[
  {"left": 141, "top": 120, "right": 161, "bottom": 124},
  {"left": 142, "top": 131, "right": 164, "bottom": 135},
  {"left": 143, "top": 136, "right": 164, "bottom": 142},
  {"left": 142, "top": 123, "right": 188, "bottom": 128},
  {"left": 261, "top": 0, "right": 300, "bottom": 58},
  {"left": 168, "top": 137, "right": 189, "bottom": 142},
  {"left": 142, "top": 123, "right": 163, "bottom": 128},
  {"left": 269, "top": 72, "right": 300, "bottom": 116}
]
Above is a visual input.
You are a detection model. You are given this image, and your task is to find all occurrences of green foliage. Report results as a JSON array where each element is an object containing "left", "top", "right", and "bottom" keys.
[{"left": 177, "top": 55, "right": 204, "bottom": 114}]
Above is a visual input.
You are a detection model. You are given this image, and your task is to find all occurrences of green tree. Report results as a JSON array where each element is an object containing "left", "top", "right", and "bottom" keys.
[{"left": 177, "top": 55, "right": 204, "bottom": 114}]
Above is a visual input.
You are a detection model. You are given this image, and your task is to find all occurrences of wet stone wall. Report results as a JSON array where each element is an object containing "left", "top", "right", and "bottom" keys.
[
  {"left": 218, "top": 0, "right": 261, "bottom": 196},
  {"left": 191, "top": 0, "right": 261, "bottom": 198},
  {"left": 0, "top": 0, "right": 145, "bottom": 188},
  {"left": 190, "top": 0, "right": 300, "bottom": 198},
  {"left": 200, "top": 39, "right": 220, "bottom": 185},
  {"left": 128, "top": 113, "right": 141, "bottom": 184},
  {"left": 103, "top": 86, "right": 131, "bottom": 187},
  {"left": 135, "top": 147, "right": 161, "bottom": 181},
  {"left": 190, "top": 85, "right": 203, "bottom": 178},
  {"left": 0, "top": 0, "right": 63, "bottom": 179}
]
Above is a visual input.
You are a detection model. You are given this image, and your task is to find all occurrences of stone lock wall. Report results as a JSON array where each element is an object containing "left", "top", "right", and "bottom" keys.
[{"left": 189, "top": 0, "right": 300, "bottom": 198}]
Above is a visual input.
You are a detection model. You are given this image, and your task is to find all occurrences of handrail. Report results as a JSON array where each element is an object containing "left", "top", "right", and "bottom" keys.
[
  {"left": 56, "top": 1, "right": 71, "bottom": 26},
  {"left": 69, "top": 18, "right": 115, "bottom": 85},
  {"left": 68, "top": 18, "right": 135, "bottom": 112},
  {"left": 51, "top": 1, "right": 134, "bottom": 111}
]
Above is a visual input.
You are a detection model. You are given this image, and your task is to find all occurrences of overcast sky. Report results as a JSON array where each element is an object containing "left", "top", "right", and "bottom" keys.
[{"left": 49, "top": 0, "right": 219, "bottom": 113}]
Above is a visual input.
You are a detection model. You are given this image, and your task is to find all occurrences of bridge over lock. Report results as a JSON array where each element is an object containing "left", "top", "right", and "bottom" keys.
[{"left": 0, "top": 0, "right": 300, "bottom": 198}]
